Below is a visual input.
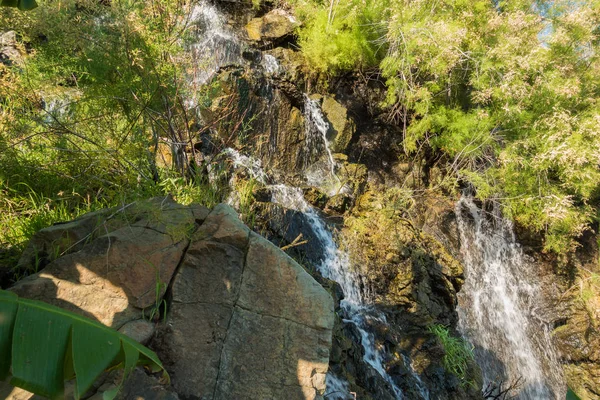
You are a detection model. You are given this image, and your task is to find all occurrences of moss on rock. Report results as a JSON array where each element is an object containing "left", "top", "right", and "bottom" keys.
[{"left": 321, "top": 95, "right": 355, "bottom": 153}]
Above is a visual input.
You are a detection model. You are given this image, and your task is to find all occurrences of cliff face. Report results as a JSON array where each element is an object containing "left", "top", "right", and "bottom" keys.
[{"left": 188, "top": 2, "right": 599, "bottom": 399}]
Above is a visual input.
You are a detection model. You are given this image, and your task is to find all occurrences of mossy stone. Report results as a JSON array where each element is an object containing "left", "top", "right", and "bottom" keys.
[{"left": 321, "top": 96, "right": 355, "bottom": 153}]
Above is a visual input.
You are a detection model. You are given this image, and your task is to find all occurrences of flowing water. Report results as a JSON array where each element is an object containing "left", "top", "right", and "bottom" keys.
[
  {"left": 187, "top": 1, "right": 244, "bottom": 88},
  {"left": 183, "top": 6, "right": 435, "bottom": 398},
  {"left": 302, "top": 95, "right": 340, "bottom": 195},
  {"left": 456, "top": 196, "right": 565, "bottom": 399},
  {"left": 225, "top": 148, "right": 407, "bottom": 399},
  {"left": 261, "top": 54, "right": 280, "bottom": 75}
]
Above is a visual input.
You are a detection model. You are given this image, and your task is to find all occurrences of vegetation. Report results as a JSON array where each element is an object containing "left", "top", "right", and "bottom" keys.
[
  {"left": 429, "top": 324, "right": 475, "bottom": 387},
  {"left": 0, "top": 290, "right": 168, "bottom": 399},
  {"left": 0, "top": 0, "right": 230, "bottom": 276},
  {"left": 290, "top": 0, "right": 600, "bottom": 256}
]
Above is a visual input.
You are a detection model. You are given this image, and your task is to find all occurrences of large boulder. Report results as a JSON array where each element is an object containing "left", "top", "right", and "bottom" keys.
[{"left": 4, "top": 199, "right": 335, "bottom": 400}]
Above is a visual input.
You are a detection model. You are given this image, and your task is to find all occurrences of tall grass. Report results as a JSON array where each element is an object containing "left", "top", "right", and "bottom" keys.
[{"left": 429, "top": 324, "right": 475, "bottom": 387}]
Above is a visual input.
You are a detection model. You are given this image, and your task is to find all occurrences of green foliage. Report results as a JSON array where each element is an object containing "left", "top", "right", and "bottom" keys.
[
  {"left": 290, "top": 0, "right": 390, "bottom": 73},
  {"left": 158, "top": 175, "right": 223, "bottom": 208},
  {"left": 290, "top": 0, "right": 600, "bottom": 255},
  {"left": 142, "top": 262, "right": 169, "bottom": 323},
  {"left": 567, "top": 387, "right": 583, "bottom": 400},
  {"left": 0, "top": 0, "right": 214, "bottom": 269},
  {"left": 236, "top": 178, "right": 257, "bottom": 227},
  {"left": 0, "top": 289, "right": 168, "bottom": 399},
  {"left": 429, "top": 324, "right": 475, "bottom": 387}
]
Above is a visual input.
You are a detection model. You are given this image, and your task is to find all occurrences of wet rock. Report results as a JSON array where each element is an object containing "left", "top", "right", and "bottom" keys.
[
  {"left": 336, "top": 161, "right": 368, "bottom": 201},
  {"left": 325, "top": 193, "right": 352, "bottom": 214},
  {"left": 258, "top": 202, "right": 328, "bottom": 266},
  {"left": 303, "top": 187, "right": 329, "bottom": 209},
  {"left": 321, "top": 96, "right": 356, "bottom": 153},
  {"left": 252, "top": 186, "right": 272, "bottom": 202},
  {"left": 269, "top": 47, "right": 307, "bottom": 84}
]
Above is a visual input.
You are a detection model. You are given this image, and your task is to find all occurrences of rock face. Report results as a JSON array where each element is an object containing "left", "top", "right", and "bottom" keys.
[
  {"left": 161, "top": 204, "right": 334, "bottom": 399},
  {"left": 6, "top": 198, "right": 335, "bottom": 400}
]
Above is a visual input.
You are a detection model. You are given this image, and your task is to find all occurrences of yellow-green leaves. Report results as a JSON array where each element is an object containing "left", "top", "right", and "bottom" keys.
[{"left": 0, "top": 290, "right": 168, "bottom": 400}]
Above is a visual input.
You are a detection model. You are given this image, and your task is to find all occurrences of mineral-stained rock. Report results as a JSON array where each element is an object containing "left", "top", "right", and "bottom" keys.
[
  {"left": 246, "top": 9, "right": 299, "bottom": 42},
  {"left": 321, "top": 96, "right": 356, "bottom": 153}
]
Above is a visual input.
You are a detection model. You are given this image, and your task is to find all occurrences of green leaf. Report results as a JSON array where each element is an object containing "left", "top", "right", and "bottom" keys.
[
  {"left": 0, "top": 290, "right": 169, "bottom": 399},
  {"left": 0, "top": 291, "right": 18, "bottom": 380},
  {"left": 0, "top": 0, "right": 19, "bottom": 7},
  {"left": 0, "top": 0, "right": 38, "bottom": 10},
  {"left": 567, "top": 388, "right": 582, "bottom": 400},
  {"left": 72, "top": 323, "right": 121, "bottom": 399}
]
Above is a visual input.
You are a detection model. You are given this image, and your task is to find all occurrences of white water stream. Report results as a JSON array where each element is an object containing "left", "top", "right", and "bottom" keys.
[
  {"left": 182, "top": 5, "right": 432, "bottom": 398},
  {"left": 225, "top": 148, "right": 407, "bottom": 399},
  {"left": 456, "top": 196, "right": 565, "bottom": 399},
  {"left": 302, "top": 96, "right": 340, "bottom": 195},
  {"left": 186, "top": 1, "right": 244, "bottom": 95}
]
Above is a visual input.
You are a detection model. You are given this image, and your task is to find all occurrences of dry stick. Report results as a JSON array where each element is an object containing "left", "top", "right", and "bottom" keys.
[{"left": 280, "top": 234, "right": 309, "bottom": 251}]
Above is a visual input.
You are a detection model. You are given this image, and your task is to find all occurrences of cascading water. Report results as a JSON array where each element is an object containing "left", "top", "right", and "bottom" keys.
[
  {"left": 302, "top": 95, "right": 340, "bottom": 194},
  {"left": 456, "top": 196, "right": 565, "bottom": 399},
  {"left": 183, "top": 5, "right": 425, "bottom": 397},
  {"left": 261, "top": 54, "right": 280, "bottom": 75},
  {"left": 187, "top": 1, "right": 244, "bottom": 87},
  {"left": 225, "top": 148, "right": 407, "bottom": 399}
]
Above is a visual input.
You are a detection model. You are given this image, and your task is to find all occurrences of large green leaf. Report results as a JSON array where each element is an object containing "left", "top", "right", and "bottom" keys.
[
  {"left": 567, "top": 388, "right": 582, "bottom": 400},
  {"left": 0, "top": 0, "right": 38, "bottom": 11},
  {"left": 0, "top": 289, "right": 169, "bottom": 400}
]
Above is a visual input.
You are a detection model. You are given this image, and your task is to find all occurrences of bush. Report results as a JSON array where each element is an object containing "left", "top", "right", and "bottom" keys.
[{"left": 290, "top": 0, "right": 600, "bottom": 256}]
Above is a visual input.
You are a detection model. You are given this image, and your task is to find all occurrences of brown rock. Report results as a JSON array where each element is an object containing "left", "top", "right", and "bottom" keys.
[
  {"left": 246, "top": 10, "right": 298, "bottom": 42},
  {"left": 164, "top": 208, "right": 334, "bottom": 399},
  {"left": 6, "top": 201, "right": 335, "bottom": 400}
]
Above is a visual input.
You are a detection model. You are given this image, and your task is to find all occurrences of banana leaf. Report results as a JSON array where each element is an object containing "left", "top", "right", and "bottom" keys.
[
  {"left": 0, "top": 290, "right": 169, "bottom": 400},
  {"left": 0, "top": 0, "right": 38, "bottom": 11},
  {"left": 567, "top": 388, "right": 582, "bottom": 400}
]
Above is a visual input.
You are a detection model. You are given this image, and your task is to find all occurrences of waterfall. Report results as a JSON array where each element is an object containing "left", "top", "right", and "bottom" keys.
[
  {"left": 225, "top": 148, "right": 407, "bottom": 399},
  {"left": 456, "top": 196, "right": 565, "bottom": 399},
  {"left": 187, "top": 1, "right": 244, "bottom": 88},
  {"left": 261, "top": 54, "right": 280, "bottom": 75},
  {"left": 302, "top": 95, "right": 340, "bottom": 195}
]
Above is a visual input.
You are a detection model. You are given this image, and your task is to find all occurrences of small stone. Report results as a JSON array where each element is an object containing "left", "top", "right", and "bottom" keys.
[{"left": 118, "top": 319, "right": 156, "bottom": 345}]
